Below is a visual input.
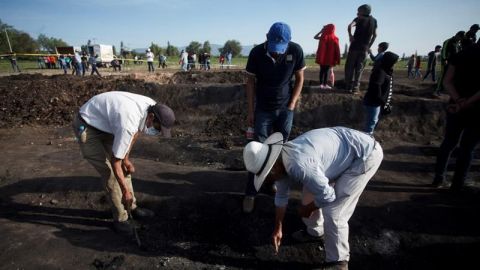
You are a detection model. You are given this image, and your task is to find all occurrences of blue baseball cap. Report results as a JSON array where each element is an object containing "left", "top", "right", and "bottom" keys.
[{"left": 267, "top": 22, "right": 291, "bottom": 54}]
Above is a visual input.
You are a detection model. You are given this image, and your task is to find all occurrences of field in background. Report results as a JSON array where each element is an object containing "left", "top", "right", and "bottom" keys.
[{"left": 0, "top": 56, "right": 433, "bottom": 74}]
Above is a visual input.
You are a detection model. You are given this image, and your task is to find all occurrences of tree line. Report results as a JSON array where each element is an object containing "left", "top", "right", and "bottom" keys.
[
  {"left": 1, "top": 19, "right": 243, "bottom": 57},
  {"left": 0, "top": 19, "right": 69, "bottom": 54}
]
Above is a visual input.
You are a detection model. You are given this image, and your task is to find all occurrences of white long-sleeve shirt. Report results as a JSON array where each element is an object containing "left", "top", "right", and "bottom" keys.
[
  {"left": 146, "top": 52, "right": 154, "bottom": 62},
  {"left": 275, "top": 127, "right": 375, "bottom": 208}
]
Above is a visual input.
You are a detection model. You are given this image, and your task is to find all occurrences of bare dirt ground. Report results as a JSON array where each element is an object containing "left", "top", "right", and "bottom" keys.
[{"left": 0, "top": 68, "right": 479, "bottom": 270}]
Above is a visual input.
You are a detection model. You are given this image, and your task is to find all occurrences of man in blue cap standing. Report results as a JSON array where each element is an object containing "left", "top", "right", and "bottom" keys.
[{"left": 242, "top": 22, "right": 306, "bottom": 213}]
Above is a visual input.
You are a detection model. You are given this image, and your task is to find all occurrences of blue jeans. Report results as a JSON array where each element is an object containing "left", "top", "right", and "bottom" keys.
[
  {"left": 364, "top": 105, "right": 381, "bottom": 135},
  {"left": 245, "top": 108, "right": 294, "bottom": 196},
  {"left": 434, "top": 112, "right": 480, "bottom": 188}
]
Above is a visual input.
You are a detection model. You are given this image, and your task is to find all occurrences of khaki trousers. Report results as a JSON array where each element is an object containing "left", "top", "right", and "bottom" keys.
[
  {"left": 73, "top": 115, "right": 137, "bottom": 222},
  {"left": 301, "top": 143, "right": 383, "bottom": 263}
]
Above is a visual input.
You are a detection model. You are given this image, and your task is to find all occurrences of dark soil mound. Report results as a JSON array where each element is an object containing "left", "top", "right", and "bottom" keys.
[{"left": 0, "top": 72, "right": 447, "bottom": 144}]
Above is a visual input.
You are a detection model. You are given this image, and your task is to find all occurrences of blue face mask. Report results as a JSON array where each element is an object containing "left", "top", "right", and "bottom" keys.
[{"left": 145, "top": 127, "right": 161, "bottom": 136}]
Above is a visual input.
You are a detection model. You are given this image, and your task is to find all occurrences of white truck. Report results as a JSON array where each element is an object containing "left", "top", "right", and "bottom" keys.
[{"left": 88, "top": 44, "right": 114, "bottom": 67}]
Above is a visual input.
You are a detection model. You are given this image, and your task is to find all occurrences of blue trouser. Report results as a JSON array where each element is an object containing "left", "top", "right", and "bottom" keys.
[
  {"left": 434, "top": 112, "right": 480, "bottom": 187},
  {"left": 245, "top": 108, "right": 294, "bottom": 196},
  {"left": 364, "top": 105, "right": 381, "bottom": 135}
]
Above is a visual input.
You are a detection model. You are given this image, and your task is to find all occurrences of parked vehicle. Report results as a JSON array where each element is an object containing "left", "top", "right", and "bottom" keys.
[{"left": 88, "top": 44, "right": 114, "bottom": 67}]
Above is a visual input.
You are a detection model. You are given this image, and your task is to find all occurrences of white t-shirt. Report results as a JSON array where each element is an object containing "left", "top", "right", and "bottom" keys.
[
  {"left": 146, "top": 52, "right": 154, "bottom": 62},
  {"left": 79, "top": 91, "right": 156, "bottom": 159},
  {"left": 181, "top": 52, "right": 188, "bottom": 62}
]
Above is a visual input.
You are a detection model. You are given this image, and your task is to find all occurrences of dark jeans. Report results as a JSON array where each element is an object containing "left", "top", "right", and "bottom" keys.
[
  {"left": 423, "top": 66, "right": 436, "bottom": 81},
  {"left": 344, "top": 50, "right": 367, "bottom": 91},
  {"left": 436, "top": 63, "right": 448, "bottom": 93},
  {"left": 319, "top": 65, "right": 331, "bottom": 85},
  {"left": 434, "top": 112, "right": 480, "bottom": 188},
  {"left": 91, "top": 65, "right": 101, "bottom": 76},
  {"left": 81, "top": 62, "right": 87, "bottom": 76},
  {"left": 245, "top": 108, "right": 294, "bottom": 196},
  {"left": 148, "top": 62, "right": 154, "bottom": 72}
]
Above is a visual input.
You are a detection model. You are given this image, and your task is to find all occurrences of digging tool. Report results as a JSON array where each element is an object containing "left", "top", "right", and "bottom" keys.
[{"left": 127, "top": 209, "right": 142, "bottom": 247}]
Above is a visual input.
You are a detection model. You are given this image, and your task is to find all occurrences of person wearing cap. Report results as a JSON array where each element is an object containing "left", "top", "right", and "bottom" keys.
[
  {"left": 146, "top": 48, "right": 155, "bottom": 72},
  {"left": 73, "top": 91, "right": 175, "bottom": 235},
  {"left": 423, "top": 45, "right": 442, "bottom": 82},
  {"left": 243, "top": 127, "right": 383, "bottom": 270},
  {"left": 345, "top": 4, "right": 377, "bottom": 94},
  {"left": 243, "top": 22, "right": 306, "bottom": 213}
]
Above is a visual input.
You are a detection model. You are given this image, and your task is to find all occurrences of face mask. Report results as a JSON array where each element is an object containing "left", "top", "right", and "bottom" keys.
[{"left": 145, "top": 127, "right": 161, "bottom": 136}]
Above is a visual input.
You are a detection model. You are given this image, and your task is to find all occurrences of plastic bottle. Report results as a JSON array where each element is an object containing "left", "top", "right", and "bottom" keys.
[{"left": 79, "top": 125, "right": 87, "bottom": 143}]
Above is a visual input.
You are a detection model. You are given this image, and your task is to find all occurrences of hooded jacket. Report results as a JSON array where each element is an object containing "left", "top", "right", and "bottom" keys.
[
  {"left": 363, "top": 51, "right": 399, "bottom": 106},
  {"left": 315, "top": 24, "right": 341, "bottom": 66}
]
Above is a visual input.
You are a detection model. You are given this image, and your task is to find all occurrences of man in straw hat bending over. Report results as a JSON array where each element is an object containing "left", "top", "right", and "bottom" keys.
[{"left": 243, "top": 127, "right": 383, "bottom": 270}]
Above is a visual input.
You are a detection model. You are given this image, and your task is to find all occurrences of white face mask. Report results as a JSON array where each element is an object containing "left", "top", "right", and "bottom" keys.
[{"left": 145, "top": 127, "right": 161, "bottom": 136}]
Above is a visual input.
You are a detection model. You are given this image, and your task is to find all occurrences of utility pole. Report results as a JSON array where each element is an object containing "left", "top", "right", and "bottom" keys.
[{"left": 4, "top": 29, "right": 13, "bottom": 53}]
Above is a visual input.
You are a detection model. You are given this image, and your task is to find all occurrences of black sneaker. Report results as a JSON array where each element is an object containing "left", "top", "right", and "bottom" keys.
[
  {"left": 113, "top": 221, "right": 134, "bottom": 236},
  {"left": 131, "top": 207, "right": 155, "bottom": 220}
]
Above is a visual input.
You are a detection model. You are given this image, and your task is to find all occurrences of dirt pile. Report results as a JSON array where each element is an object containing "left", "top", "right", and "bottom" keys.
[{"left": 0, "top": 71, "right": 446, "bottom": 144}]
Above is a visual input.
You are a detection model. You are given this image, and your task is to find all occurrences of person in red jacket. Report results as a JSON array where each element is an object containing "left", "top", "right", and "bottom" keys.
[{"left": 314, "top": 24, "right": 341, "bottom": 89}]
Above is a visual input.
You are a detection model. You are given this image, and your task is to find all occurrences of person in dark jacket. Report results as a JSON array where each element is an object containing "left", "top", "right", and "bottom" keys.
[
  {"left": 462, "top": 24, "right": 479, "bottom": 49},
  {"left": 423, "top": 45, "right": 441, "bottom": 82},
  {"left": 363, "top": 51, "right": 399, "bottom": 135},
  {"left": 432, "top": 43, "right": 480, "bottom": 191},
  {"left": 435, "top": 31, "right": 465, "bottom": 95}
]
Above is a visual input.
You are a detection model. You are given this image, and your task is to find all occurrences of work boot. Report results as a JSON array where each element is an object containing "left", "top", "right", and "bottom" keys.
[
  {"left": 242, "top": 196, "right": 255, "bottom": 213},
  {"left": 113, "top": 220, "right": 134, "bottom": 236},
  {"left": 292, "top": 229, "right": 323, "bottom": 243},
  {"left": 131, "top": 207, "right": 155, "bottom": 220}
]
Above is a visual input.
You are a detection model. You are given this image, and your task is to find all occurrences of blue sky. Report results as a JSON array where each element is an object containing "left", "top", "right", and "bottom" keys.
[{"left": 1, "top": 0, "right": 479, "bottom": 56}]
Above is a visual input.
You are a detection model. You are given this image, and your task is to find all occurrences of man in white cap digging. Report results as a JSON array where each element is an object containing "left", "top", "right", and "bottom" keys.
[
  {"left": 73, "top": 91, "right": 175, "bottom": 236},
  {"left": 243, "top": 127, "right": 383, "bottom": 270}
]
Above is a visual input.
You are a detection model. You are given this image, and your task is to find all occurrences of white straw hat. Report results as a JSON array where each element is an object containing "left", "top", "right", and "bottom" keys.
[{"left": 243, "top": 132, "right": 284, "bottom": 191}]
